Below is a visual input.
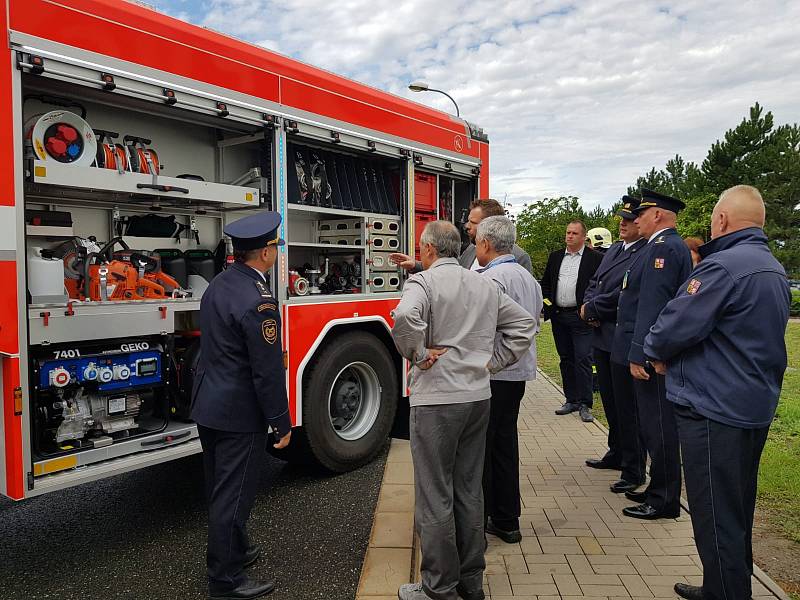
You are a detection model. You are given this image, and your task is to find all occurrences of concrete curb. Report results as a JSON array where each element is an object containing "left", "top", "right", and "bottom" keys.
[
  {"left": 539, "top": 369, "right": 791, "bottom": 600},
  {"left": 355, "top": 439, "right": 415, "bottom": 600}
]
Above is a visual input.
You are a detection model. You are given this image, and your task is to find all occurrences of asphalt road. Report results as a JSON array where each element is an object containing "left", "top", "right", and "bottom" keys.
[{"left": 0, "top": 445, "right": 388, "bottom": 600}]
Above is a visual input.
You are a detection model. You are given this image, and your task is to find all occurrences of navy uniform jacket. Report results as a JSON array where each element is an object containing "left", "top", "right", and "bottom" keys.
[
  {"left": 583, "top": 239, "right": 647, "bottom": 352},
  {"left": 644, "top": 228, "right": 791, "bottom": 429},
  {"left": 191, "top": 261, "right": 292, "bottom": 436},
  {"left": 611, "top": 228, "right": 692, "bottom": 365}
]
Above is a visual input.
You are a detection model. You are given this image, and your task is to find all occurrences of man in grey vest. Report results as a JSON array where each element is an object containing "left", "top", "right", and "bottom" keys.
[{"left": 392, "top": 220, "right": 535, "bottom": 600}]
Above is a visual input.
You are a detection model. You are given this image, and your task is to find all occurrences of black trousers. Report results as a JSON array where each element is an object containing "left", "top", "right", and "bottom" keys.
[
  {"left": 198, "top": 425, "right": 266, "bottom": 592},
  {"left": 633, "top": 368, "right": 681, "bottom": 512},
  {"left": 551, "top": 310, "right": 593, "bottom": 407},
  {"left": 610, "top": 360, "right": 646, "bottom": 484},
  {"left": 483, "top": 379, "right": 526, "bottom": 531},
  {"left": 675, "top": 404, "right": 769, "bottom": 600},
  {"left": 593, "top": 349, "right": 619, "bottom": 465}
]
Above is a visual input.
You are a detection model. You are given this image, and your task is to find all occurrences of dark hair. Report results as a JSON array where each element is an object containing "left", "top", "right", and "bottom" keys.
[
  {"left": 469, "top": 198, "right": 505, "bottom": 218},
  {"left": 233, "top": 248, "right": 263, "bottom": 263},
  {"left": 683, "top": 237, "right": 703, "bottom": 252},
  {"left": 567, "top": 219, "right": 587, "bottom": 235}
]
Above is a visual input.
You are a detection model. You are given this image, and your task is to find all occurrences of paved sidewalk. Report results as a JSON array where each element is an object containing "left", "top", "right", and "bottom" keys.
[{"left": 356, "top": 374, "right": 790, "bottom": 600}]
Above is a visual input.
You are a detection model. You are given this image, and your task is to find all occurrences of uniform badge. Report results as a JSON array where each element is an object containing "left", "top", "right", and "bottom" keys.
[
  {"left": 654, "top": 258, "right": 665, "bottom": 269},
  {"left": 258, "top": 302, "right": 277, "bottom": 312},
  {"left": 655, "top": 236, "right": 665, "bottom": 244},
  {"left": 262, "top": 319, "right": 278, "bottom": 344},
  {"left": 686, "top": 279, "right": 702, "bottom": 295},
  {"left": 254, "top": 280, "right": 272, "bottom": 299},
  {"left": 622, "top": 270, "right": 629, "bottom": 289}
]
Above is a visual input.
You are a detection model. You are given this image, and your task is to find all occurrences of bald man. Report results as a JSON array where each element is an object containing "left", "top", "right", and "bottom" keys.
[{"left": 644, "top": 185, "right": 791, "bottom": 600}]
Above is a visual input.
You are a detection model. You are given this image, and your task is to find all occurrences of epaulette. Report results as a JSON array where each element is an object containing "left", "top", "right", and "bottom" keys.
[{"left": 254, "top": 279, "right": 272, "bottom": 299}]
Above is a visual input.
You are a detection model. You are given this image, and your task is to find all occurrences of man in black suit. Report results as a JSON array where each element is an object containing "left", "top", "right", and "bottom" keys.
[
  {"left": 581, "top": 198, "right": 647, "bottom": 491},
  {"left": 541, "top": 220, "right": 603, "bottom": 422}
]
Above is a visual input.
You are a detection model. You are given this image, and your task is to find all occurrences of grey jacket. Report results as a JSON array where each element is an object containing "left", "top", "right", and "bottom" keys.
[
  {"left": 480, "top": 256, "right": 543, "bottom": 382},
  {"left": 413, "top": 243, "right": 533, "bottom": 274},
  {"left": 391, "top": 258, "right": 535, "bottom": 406}
]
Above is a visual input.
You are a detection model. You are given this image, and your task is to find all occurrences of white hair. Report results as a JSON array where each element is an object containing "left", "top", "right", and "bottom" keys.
[{"left": 475, "top": 215, "right": 516, "bottom": 254}]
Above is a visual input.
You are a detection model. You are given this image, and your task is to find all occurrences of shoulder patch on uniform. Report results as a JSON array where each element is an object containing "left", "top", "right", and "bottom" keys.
[
  {"left": 254, "top": 279, "right": 272, "bottom": 299},
  {"left": 262, "top": 319, "right": 278, "bottom": 344},
  {"left": 686, "top": 279, "right": 702, "bottom": 295},
  {"left": 258, "top": 302, "right": 277, "bottom": 312},
  {"left": 654, "top": 258, "right": 665, "bottom": 269}
]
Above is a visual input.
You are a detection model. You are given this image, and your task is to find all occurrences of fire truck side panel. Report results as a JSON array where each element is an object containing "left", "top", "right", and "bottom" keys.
[
  {"left": 2, "top": 358, "right": 23, "bottom": 499},
  {"left": 285, "top": 298, "right": 400, "bottom": 425},
  {"left": 478, "top": 142, "right": 489, "bottom": 198},
  {"left": 9, "top": 0, "right": 477, "bottom": 159}
]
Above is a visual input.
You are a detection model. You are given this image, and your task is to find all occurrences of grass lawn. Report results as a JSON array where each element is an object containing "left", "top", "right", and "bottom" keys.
[{"left": 536, "top": 321, "right": 800, "bottom": 542}]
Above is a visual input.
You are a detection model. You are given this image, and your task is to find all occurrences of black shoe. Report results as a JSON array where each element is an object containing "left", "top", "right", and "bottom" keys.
[
  {"left": 209, "top": 578, "right": 275, "bottom": 600},
  {"left": 624, "top": 490, "right": 648, "bottom": 503},
  {"left": 456, "top": 583, "right": 486, "bottom": 600},
  {"left": 609, "top": 479, "right": 643, "bottom": 494},
  {"left": 555, "top": 402, "right": 579, "bottom": 415},
  {"left": 579, "top": 405, "right": 594, "bottom": 422},
  {"left": 622, "top": 503, "right": 680, "bottom": 520},
  {"left": 674, "top": 583, "right": 704, "bottom": 600},
  {"left": 486, "top": 519, "right": 522, "bottom": 544},
  {"left": 243, "top": 546, "right": 261, "bottom": 568},
  {"left": 585, "top": 458, "right": 621, "bottom": 470}
]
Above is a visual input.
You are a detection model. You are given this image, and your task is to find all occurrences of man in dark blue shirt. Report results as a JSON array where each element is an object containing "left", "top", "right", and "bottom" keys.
[
  {"left": 644, "top": 185, "right": 791, "bottom": 600},
  {"left": 192, "top": 211, "right": 292, "bottom": 600},
  {"left": 619, "top": 189, "right": 692, "bottom": 520}
]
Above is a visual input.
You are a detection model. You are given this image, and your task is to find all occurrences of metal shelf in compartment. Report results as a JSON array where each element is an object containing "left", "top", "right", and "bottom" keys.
[{"left": 28, "top": 298, "right": 201, "bottom": 345}]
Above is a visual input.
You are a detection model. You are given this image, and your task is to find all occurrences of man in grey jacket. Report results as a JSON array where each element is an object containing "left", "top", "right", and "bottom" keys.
[
  {"left": 392, "top": 220, "right": 535, "bottom": 600},
  {"left": 389, "top": 198, "right": 532, "bottom": 274},
  {"left": 475, "top": 216, "right": 543, "bottom": 546}
]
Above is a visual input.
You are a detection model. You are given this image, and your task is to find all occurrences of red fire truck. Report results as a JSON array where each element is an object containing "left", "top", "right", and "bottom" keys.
[{"left": 0, "top": 0, "right": 489, "bottom": 500}]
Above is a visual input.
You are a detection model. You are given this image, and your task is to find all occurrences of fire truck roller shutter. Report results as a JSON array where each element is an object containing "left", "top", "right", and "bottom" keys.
[{"left": 272, "top": 331, "right": 398, "bottom": 472}]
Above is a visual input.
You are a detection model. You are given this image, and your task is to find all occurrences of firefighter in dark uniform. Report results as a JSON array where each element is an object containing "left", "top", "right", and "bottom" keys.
[
  {"left": 581, "top": 197, "right": 647, "bottom": 491},
  {"left": 616, "top": 189, "right": 692, "bottom": 520},
  {"left": 191, "top": 211, "right": 292, "bottom": 600},
  {"left": 644, "top": 185, "right": 791, "bottom": 600}
]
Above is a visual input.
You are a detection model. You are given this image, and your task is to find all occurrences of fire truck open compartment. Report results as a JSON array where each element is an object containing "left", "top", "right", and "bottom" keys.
[
  {"left": 284, "top": 139, "right": 406, "bottom": 299},
  {"left": 19, "top": 72, "right": 273, "bottom": 471}
]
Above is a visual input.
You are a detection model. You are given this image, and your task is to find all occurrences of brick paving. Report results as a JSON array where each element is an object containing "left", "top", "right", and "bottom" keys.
[{"left": 356, "top": 373, "right": 789, "bottom": 600}]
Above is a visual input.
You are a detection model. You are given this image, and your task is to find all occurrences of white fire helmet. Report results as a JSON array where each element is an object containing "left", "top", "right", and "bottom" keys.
[{"left": 587, "top": 227, "right": 613, "bottom": 249}]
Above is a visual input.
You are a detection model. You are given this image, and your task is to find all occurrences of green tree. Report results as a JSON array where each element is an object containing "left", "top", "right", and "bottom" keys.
[
  {"left": 630, "top": 103, "right": 800, "bottom": 275},
  {"left": 515, "top": 196, "right": 617, "bottom": 278}
]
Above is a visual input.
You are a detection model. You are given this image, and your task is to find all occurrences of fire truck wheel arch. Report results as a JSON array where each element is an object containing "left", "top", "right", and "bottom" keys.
[{"left": 279, "top": 331, "right": 398, "bottom": 472}]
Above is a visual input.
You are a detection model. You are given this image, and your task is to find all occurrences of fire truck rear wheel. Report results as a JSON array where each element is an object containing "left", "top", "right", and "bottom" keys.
[{"left": 296, "top": 331, "right": 397, "bottom": 472}]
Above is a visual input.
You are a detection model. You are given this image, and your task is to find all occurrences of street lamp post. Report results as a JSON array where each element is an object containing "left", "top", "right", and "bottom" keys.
[{"left": 408, "top": 81, "right": 460, "bottom": 117}]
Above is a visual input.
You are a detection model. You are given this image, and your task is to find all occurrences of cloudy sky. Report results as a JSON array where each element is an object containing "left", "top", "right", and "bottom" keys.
[{"left": 149, "top": 0, "right": 800, "bottom": 212}]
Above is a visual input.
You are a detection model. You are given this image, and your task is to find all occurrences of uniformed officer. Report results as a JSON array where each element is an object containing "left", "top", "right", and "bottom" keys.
[
  {"left": 191, "top": 211, "right": 292, "bottom": 600},
  {"left": 581, "top": 197, "right": 647, "bottom": 492},
  {"left": 617, "top": 189, "right": 692, "bottom": 520},
  {"left": 644, "top": 185, "right": 791, "bottom": 600}
]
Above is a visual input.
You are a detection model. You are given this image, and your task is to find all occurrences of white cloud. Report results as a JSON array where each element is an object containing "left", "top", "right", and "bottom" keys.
[{"left": 156, "top": 0, "right": 800, "bottom": 211}]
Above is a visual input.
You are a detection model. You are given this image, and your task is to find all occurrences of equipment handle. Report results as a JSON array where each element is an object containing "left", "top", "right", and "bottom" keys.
[
  {"left": 136, "top": 183, "right": 190, "bottom": 194},
  {"left": 123, "top": 135, "right": 153, "bottom": 146}
]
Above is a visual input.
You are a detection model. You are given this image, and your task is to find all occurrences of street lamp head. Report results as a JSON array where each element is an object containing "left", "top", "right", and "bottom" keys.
[{"left": 408, "top": 81, "right": 429, "bottom": 92}]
